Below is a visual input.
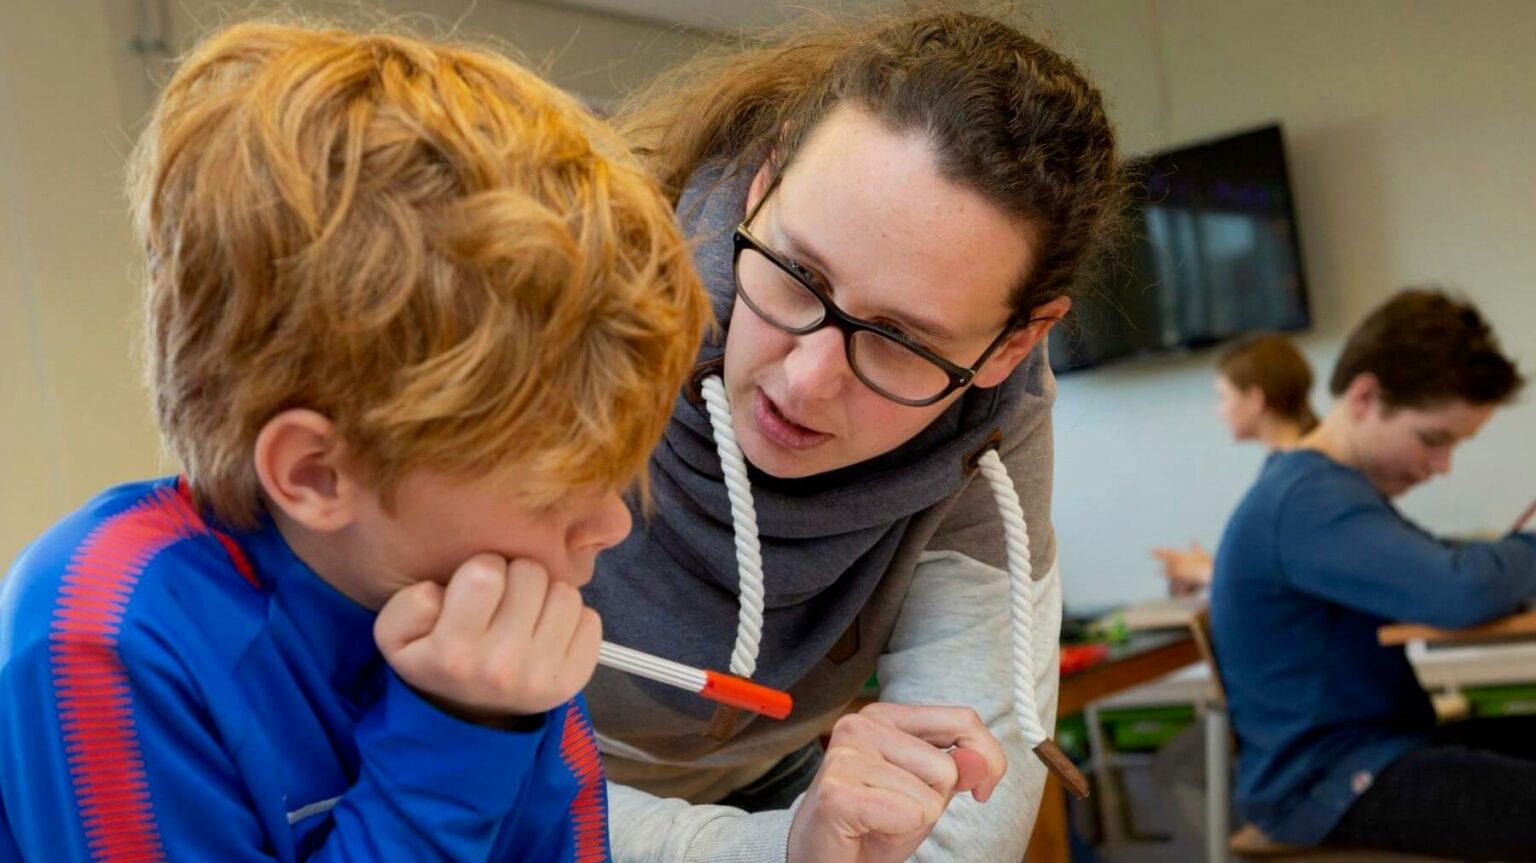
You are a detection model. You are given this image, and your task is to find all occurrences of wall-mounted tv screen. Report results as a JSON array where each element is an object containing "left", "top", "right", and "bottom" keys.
[{"left": 1050, "top": 124, "right": 1310, "bottom": 373}]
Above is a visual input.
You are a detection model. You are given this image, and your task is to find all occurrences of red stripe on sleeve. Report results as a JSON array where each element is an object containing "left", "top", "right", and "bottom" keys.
[
  {"left": 47, "top": 486, "right": 215, "bottom": 862},
  {"left": 559, "top": 701, "right": 610, "bottom": 863}
]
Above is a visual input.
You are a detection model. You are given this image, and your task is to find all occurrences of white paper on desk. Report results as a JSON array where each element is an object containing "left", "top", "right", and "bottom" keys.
[{"left": 1102, "top": 594, "right": 1207, "bottom": 632}]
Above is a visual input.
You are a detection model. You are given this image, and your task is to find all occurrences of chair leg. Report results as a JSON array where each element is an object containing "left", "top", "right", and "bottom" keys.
[
  {"left": 1084, "top": 703, "right": 1127, "bottom": 846},
  {"left": 1205, "top": 708, "right": 1232, "bottom": 863}
]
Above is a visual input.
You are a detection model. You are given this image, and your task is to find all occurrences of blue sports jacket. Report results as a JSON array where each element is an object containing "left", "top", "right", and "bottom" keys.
[{"left": 0, "top": 478, "right": 610, "bottom": 861}]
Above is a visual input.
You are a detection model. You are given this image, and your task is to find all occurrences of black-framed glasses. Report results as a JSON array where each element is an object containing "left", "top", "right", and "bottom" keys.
[{"left": 732, "top": 173, "right": 1032, "bottom": 407}]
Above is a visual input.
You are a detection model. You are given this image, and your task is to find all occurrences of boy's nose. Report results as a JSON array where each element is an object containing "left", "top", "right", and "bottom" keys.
[{"left": 588, "top": 488, "right": 633, "bottom": 552}]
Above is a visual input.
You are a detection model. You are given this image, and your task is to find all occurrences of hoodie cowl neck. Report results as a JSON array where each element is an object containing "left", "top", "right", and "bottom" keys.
[{"left": 581, "top": 159, "right": 1051, "bottom": 710}]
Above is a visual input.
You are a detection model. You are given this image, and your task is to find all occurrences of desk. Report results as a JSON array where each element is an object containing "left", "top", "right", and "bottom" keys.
[
  {"left": 1379, "top": 608, "right": 1536, "bottom": 646},
  {"left": 1026, "top": 631, "right": 1202, "bottom": 863}
]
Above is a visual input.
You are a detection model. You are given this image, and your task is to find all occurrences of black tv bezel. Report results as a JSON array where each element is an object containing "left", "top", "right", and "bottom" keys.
[{"left": 1051, "top": 122, "right": 1311, "bottom": 375}]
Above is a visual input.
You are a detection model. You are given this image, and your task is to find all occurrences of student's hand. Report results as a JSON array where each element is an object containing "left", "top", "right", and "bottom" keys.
[
  {"left": 374, "top": 553, "right": 602, "bottom": 723},
  {"left": 1152, "top": 541, "right": 1214, "bottom": 593},
  {"left": 786, "top": 703, "right": 1006, "bottom": 863}
]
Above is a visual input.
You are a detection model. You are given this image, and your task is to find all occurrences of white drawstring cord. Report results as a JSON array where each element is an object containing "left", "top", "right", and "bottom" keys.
[
  {"left": 697, "top": 377, "right": 1045, "bottom": 722},
  {"left": 978, "top": 446, "right": 1086, "bottom": 796},
  {"left": 975, "top": 449, "right": 1047, "bottom": 748},
  {"left": 698, "top": 377, "right": 1083, "bottom": 796},
  {"left": 699, "top": 376, "right": 766, "bottom": 679}
]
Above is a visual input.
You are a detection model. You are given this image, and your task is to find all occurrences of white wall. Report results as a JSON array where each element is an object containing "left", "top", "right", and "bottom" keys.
[
  {"left": 1, "top": 2, "right": 150, "bottom": 567},
  {"left": 1036, "top": 0, "right": 1536, "bottom": 609},
  {"left": 0, "top": 0, "right": 705, "bottom": 568},
  {"left": 7, "top": 0, "right": 1532, "bottom": 598}
]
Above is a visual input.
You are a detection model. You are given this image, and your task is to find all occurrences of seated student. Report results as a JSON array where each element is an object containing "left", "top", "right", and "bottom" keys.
[
  {"left": 0, "top": 22, "right": 710, "bottom": 861},
  {"left": 1211, "top": 288, "right": 1536, "bottom": 858},
  {"left": 1154, "top": 333, "right": 1318, "bottom": 593}
]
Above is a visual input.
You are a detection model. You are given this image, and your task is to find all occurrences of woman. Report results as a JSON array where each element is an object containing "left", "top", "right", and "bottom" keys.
[
  {"left": 1154, "top": 333, "right": 1318, "bottom": 592},
  {"left": 582, "top": 8, "right": 1122, "bottom": 861}
]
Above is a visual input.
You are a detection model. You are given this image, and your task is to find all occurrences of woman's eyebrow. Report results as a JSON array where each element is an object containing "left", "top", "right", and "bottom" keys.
[
  {"left": 779, "top": 225, "right": 840, "bottom": 284},
  {"left": 779, "top": 225, "right": 961, "bottom": 344}
]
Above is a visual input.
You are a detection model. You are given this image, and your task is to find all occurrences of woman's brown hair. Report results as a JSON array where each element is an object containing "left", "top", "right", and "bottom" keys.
[{"left": 617, "top": 4, "right": 1125, "bottom": 317}]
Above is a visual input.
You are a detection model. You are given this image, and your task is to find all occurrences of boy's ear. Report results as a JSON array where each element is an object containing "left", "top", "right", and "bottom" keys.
[
  {"left": 253, "top": 409, "right": 361, "bottom": 532},
  {"left": 1342, "top": 372, "right": 1384, "bottom": 420}
]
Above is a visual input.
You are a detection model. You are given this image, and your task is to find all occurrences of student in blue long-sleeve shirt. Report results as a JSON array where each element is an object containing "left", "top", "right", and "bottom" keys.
[
  {"left": 1212, "top": 288, "right": 1536, "bottom": 860},
  {"left": 0, "top": 21, "right": 710, "bottom": 862}
]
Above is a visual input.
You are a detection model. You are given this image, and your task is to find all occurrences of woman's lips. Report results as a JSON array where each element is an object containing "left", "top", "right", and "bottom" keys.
[{"left": 753, "top": 389, "right": 833, "bottom": 450}]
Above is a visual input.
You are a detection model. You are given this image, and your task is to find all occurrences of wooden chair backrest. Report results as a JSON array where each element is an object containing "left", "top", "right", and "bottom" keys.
[{"left": 1190, "top": 605, "right": 1229, "bottom": 710}]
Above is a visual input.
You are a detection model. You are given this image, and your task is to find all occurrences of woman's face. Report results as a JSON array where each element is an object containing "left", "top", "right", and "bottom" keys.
[
  {"left": 722, "top": 106, "right": 1062, "bottom": 479},
  {"left": 1214, "top": 374, "right": 1265, "bottom": 441}
]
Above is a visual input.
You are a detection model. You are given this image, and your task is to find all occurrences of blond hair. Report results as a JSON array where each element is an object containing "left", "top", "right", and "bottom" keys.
[{"left": 130, "top": 21, "right": 709, "bottom": 526}]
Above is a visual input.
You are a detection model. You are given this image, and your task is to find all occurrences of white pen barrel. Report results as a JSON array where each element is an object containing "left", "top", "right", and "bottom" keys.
[{"left": 598, "top": 641, "right": 707, "bottom": 692}]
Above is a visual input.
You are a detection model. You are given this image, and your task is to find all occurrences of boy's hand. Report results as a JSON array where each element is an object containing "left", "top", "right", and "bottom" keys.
[
  {"left": 786, "top": 703, "right": 1007, "bottom": 863},
  {"left": 375, "top": 553, "right": 602, "bottom": 722}
]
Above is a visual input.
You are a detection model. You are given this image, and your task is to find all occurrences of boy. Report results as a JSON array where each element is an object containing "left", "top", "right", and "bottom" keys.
[
  {"left": 0, "top": 22, "right": 708, "bottom": 861},
  {"left": 1212, "top": 288, "right": 1536, "bottom": 858}
]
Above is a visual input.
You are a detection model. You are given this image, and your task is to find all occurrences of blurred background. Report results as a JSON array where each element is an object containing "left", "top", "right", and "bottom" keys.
[{"left": 6, "top": 0, "right": 1532, "bottom": 609}]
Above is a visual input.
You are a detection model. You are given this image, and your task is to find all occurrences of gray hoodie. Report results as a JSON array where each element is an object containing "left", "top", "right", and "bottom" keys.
[{"left": 581, "top": 160, "right": 1058, "bottom": 807}]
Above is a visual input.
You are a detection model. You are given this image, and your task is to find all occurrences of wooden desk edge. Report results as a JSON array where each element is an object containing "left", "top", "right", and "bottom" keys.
[
  {"left": 1378, "top": 609, "right": 1536, "bottom": 646},
  {"left": 1057, "top": 636, "right": 1202, "bottom": 717}
]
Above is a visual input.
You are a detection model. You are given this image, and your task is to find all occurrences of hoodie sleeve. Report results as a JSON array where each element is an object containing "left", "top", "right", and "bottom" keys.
[
  {"left": 0, "top": 620, "right": 553, "bottom": 862},
  {"left": 604, "top": 554, "right": 1060, "bottom": 863},
  {"left": 1276, "top": 475, "right": 1536, "bottom": 629},
  {"left": 605, "top": 782, "right": 800, "bottom": 863},
  {"left": 876, "top": 549, "right": 1062, "bottom": 863}
]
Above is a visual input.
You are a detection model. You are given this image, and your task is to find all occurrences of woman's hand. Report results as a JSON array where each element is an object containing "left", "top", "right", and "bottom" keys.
[{"left": 786, "top": 702, "right": 1006, "bottom": 863}]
